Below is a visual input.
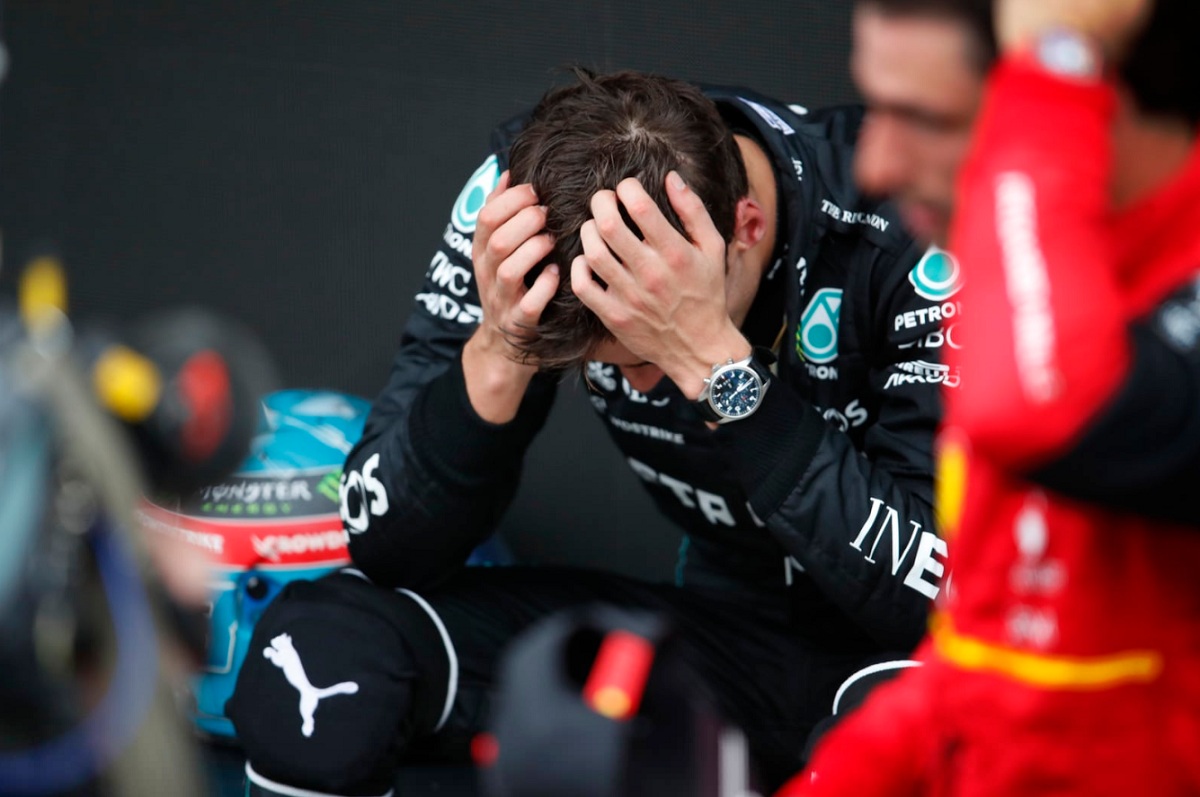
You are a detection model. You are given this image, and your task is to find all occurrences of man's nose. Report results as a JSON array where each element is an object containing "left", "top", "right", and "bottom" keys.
[{"left": 621, "top": 366, "right": 666, "bottom": 395}]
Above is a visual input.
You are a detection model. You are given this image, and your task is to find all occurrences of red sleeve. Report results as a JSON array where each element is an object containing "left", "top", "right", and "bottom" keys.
[{"left": 947, "top": 61, "right": 1129, "bottom": 470}]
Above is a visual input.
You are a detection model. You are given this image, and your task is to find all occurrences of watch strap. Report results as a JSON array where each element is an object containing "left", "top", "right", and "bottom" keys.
[
  {"left": 749, "top": 345, "right": 776, "bottom": 378},
  {"left": 692, "top": 394, "right": 724, "bottom": 423}
]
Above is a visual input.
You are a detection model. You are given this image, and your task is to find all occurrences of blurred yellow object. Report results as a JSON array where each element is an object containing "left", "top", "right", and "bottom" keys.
[
  {"left": 18, "top": 255, "right": 69, "bottom": 335},
  {"left": 94, "top": 345, "right": 162, "bottom": 423},
  {"left": 588, "top": 686, "right": 633, "bottom": 720},
  {"left": 935, "top": 433, "right": 968, "bottom": 540}
]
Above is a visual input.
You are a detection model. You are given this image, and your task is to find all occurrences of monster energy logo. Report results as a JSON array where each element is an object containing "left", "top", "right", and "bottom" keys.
[{"left": 191, "top": 470, "right": 344, "bottom": 518}]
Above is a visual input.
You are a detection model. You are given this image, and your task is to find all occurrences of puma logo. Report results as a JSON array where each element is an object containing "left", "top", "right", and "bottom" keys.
[{"left": 264, "top": 633, "right": 359, "bottom": 738}]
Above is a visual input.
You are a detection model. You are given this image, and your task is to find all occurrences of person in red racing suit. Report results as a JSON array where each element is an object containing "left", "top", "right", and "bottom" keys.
[{"left": 780, "top": 0, "right": 1200, "bottom": 794}]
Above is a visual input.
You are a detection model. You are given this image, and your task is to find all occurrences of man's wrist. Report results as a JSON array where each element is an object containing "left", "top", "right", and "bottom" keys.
[
  {"left": 996, "top": 0, "right": 1152, "bottom": 64},
  {"left": 692, "top": 346, "right": 775, "bottom": 425},
  {"left": 1016, "top": 27, "right": 1107, "bottom": 81},
  {"left": 461, "top": 330, "right": 537, "bottom": 424},
  {"left": 669, "top": 328, "right": 753, "bottom": 400}
]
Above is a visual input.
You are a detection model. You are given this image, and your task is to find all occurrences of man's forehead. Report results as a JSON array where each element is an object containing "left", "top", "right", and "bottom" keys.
[{"left": 852, "top": 8, "right": 980, "bottom": 111}]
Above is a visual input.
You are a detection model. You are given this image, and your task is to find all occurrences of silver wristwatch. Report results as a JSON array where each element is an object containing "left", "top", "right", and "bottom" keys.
[
  {"left": 693, "top": 347, "right": 775, "bottom": 424},
  {"left": 1033, "top": 28, "right": 1104, "bottom": 80}
]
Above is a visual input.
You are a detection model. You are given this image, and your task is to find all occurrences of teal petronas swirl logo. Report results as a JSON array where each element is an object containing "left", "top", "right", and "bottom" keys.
[
  {"left": 451, "top": 155, "right": 501, "bottom": 233},
  {"left": 797, "top": 288, "right": 843, "bottom": 364},
  {"left": 909, "top": 246, "right": 963, "bottom": 301}
]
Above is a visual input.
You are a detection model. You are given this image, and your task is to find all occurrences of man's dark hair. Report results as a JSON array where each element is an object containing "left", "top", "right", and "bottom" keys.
[
  {"left": 1122, "top": 0, "right": 1200, "bottom": 127},
  {"left": 507, "top": 68, "right": 748, "bottom": 372},
  {"left": 858, "top": 0, "right": 998, "bottom": 72}
]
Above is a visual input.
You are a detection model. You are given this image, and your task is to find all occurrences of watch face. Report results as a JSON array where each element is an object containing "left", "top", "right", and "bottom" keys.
[
  {"left": 709, "top": 366, "right": 763, "bottom": 419},
  {"left": 1037, "top": 30, "right": 1101, "bottom": 79}
]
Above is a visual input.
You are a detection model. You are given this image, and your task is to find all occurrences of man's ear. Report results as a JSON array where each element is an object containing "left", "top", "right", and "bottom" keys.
[{"left": 732, "top": 196, "right": 767, "bottom": 252}]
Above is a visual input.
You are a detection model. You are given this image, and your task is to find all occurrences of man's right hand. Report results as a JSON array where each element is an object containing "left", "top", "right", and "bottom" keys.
[
  {"left": 462, "top": 170, "right": 560, "bottom": 423},
  {"left": 996, "top": 0, "right": 1153, "bottom": 61}
]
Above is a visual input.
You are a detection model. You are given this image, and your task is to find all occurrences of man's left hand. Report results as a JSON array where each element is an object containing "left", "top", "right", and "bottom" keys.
[{"left": 571, "top": 171, "right": 749, "bottom": 399}]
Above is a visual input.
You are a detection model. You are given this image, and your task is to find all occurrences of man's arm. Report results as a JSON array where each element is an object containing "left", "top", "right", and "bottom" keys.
[
  {"left": 575, "top": 174, "right": 941, "bottom": 649},
  {"left": 947, "top": 0, "right": 1200, "bottom": 525},
  {"left": 1028, "top": 282, "right": 1200, "bottom": 525},
  {"left": 719, "top": 244, "right": 944, "bottom": 651},
  {"left": 947, "top": 62, "right": 1129, "bottom": 470},
  {"left": 342, "top": 156, "right": 559, "bottom": 588},
  {"left": 951, "top": 1, "right": 1200, "bottom": 524}
]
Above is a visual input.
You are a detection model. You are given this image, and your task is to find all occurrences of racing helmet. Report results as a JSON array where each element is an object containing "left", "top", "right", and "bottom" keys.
[{"left": 142, "top": 389, "right": 370, "bottom": 739}]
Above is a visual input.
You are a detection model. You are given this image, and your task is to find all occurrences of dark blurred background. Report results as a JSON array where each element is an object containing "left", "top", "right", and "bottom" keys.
[{"left": 0, "top": 0, "right": 857, "bottom": 582}]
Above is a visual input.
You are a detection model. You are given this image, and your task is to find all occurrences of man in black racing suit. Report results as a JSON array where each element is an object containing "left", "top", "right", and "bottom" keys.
[{"left": 228, "top": 70, "right": 953, "bottom": 796}]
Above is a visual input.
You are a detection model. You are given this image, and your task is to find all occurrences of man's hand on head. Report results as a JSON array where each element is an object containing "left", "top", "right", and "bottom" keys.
[
  {"left": 571, "top": 172, "right": 750, "bottom": 400},
  {"left": 462, "top": 171, "right": 559, "bottom": 422},
  {"left": 996, "top": 0, "right": 1154, "bottom": 61}
]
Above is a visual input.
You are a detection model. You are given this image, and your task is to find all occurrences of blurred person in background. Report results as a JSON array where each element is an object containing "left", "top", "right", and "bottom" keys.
[
  {"left": 1, "top": 257, "right": 271, "bottom": 797},
  {"left": 226, "top": 68, "right": 950, "bottom": 795},
  {"left": 851, "top": 0, "right": 995, "bottom": 248},
  {"left": 782, "top": 0, "right": 1200, "bottom": 793}
]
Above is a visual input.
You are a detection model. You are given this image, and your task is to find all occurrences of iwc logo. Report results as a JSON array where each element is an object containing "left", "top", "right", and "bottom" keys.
[
  {"left": 451, "top": 154, "right": 501, "bottom": 233},
  {"left": 797, "top": 288, "right": 843, "bottom": 364},
  {"left": 909, "top": 246, "right": 963, "bottom": 301}
]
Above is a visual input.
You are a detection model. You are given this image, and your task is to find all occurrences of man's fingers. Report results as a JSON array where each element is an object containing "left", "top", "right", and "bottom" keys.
[
  {"left": 487, "top": 170, "right": 511, "bottom": 204},
  {"left": 664, "top": 170, "right": 726, "bottom": 255},
  {"left": 486, "top": 204, "right": 548, "bottom": 264},
  {"left": 614, "top": 177, "right": 684, "bottom": 252},
  {"left": 476, "top": 182, "right": 539, "bottom": 245},
  {"left": 579, "top": 219, "right": 635, "bottom": 294},
  {"left": 570, "top": 254, "right": 620, "bottom": 321},
  {"left": 517, "top": 264, "right": 560, "bottom": 321},
  {"left": 493, "top": 234, "right": 555, "bottom": 292},
  {"left": 591, "top": 188, "right": 647, "bottom": 264}
]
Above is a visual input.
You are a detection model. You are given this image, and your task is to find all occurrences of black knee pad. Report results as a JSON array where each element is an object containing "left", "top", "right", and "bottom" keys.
[{"left": 226, "top": 571, "right": 454, "bottom": 796}]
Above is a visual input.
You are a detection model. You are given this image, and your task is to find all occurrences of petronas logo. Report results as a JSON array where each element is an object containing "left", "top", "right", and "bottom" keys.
[
  {"left": 909, "top": 246, "right": 962, "bottom": 301},
  {"left": 451, "top": 155, "right": 501, "bottom": 233},
  {"left": 797, "top": 288, "right": 843, "bottom": 364}
]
